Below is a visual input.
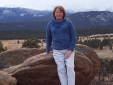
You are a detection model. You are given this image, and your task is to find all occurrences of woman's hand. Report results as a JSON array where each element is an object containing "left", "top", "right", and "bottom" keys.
[
  {"left": 66, "top": 50, "right": 72, "bottom": 59},
  {"left": 40, "top": 52, "right": 49, "bottom": 56}
]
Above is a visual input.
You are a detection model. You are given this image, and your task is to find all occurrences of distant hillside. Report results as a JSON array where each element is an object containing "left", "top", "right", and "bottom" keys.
[
  {"left": 0, "top": 7, "right": 52, "bottom": 22},
  {"left": 69, "top": 11, "right": 113, "bottom": 28},
  {"left": 0, "top": 7, "right": 113, "bottom": 31}
]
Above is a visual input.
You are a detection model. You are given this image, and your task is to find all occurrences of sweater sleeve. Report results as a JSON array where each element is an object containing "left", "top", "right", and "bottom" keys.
[
  {"left": 68, "top": 21, "right": 76, "bottom": 51},
  {"left": 46, "top": 23, "right": 52, "bottom": 53}
]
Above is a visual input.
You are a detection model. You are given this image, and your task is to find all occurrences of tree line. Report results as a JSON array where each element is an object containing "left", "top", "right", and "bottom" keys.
[
  {"left": 76, "top": 26, "right": 113, "bottom": 37},
  {"left": 77, "top": 37, "right": 113, "bottom": 50},
  {"left": 0, "top": 29, "right": 46, "bottom": 39},
  {"left": 0, "top": 26, "right": 113, "bottom": 39}
]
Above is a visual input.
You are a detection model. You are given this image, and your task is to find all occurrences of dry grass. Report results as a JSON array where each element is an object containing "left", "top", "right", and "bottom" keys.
[
  {"left": 1, "top": 39, "right": 46, "bottom": 50},
  {"left": 1, "top": 33, "right": 113, "bottom": 59},
  {"left": 1, "top": 40, "right": 24, "bottom": 50},
  {"left": 94, "top": 46, "right": 113, "bottom": 59}
]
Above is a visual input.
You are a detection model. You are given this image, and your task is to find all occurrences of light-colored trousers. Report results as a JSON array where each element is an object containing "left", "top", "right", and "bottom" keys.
[{"left": 53, "top": 49, "right": 75, "bottom": 85}]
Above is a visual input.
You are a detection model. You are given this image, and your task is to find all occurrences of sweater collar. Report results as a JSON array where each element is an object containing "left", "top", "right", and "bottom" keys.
[{"left": 51, "top": 18, "right": 66, "bottom": 28}]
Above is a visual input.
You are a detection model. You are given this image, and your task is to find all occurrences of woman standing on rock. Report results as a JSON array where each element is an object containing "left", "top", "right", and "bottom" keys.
[{"left": 41, "top": 5, "right": 76, "bottom": 85}]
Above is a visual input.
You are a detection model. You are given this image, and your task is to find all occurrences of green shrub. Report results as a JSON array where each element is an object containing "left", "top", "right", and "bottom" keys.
[
  {"left": 22, "top": 38, "right": 40, "bottom": 48},
  {"left": 0, "top": 41, "right": 7, "bottom": 53}
]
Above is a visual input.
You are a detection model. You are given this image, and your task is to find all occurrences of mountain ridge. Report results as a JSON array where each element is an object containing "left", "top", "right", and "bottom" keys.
[{"left": 0, "top": 7, "right": 113, "bottom": 31}]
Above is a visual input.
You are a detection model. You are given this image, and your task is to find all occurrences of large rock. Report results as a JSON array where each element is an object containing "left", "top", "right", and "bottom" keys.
[
  {"left": 3, "top": 44, "right": 99, "bottom": 85},
  {"left": 0, "top": 71, "right": 17, "bottom": 85},
  {"left": 75, "top": 44, "right": 100, "bottom": 85},
  {"left": 0, "top": 48, "right": 46, "bottom": 69}
]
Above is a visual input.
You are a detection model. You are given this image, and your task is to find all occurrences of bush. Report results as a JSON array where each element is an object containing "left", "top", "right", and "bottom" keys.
[
  {"left": 100, "top": 58, "right": 113, "bottom": 74},
  {"left": 0, "top": 41, "right": 7, "bottom": 53},
  {"left": 22, "top": 38, "right": 41, "bottom": 48}
]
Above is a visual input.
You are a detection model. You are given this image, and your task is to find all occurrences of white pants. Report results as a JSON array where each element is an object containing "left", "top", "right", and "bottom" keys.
[{"left": 53, "top": 49, "right": 75, "bottom": 85}]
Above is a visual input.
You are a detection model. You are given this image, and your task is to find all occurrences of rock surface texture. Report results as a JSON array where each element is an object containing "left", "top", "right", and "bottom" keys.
[{"left": 0, "top": 71, "right": 17, "bottom": 85}]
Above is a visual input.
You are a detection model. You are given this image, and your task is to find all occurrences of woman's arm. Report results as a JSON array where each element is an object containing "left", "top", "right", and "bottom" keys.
[{"left": 46, "top": 23, "right": 52, "bottom": 53}]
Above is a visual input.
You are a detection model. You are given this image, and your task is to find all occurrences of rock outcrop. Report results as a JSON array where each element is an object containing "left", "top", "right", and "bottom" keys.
[
  {"left": 75, "top": 44, "right": 100, "bottom": 85},
  {"left": 1, "top": 44, "right": 99, "bottom": 85},
  {"left": 0, "top": 48, "right": 46, "bottom": 69},
  {"left": 0, "top": 71, "right": 17, "bottom": 85},
  {"left": 0, "top": 45, "right": 99, "bottom": 85}
]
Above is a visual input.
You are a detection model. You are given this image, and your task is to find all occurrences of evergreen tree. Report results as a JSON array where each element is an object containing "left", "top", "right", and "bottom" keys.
[
  {"left": 102, "top": 38, "right": 109, "bottom": 46},
  {"left": 99, "top": 42, "right": 103, "bottom": 50},
  {"left": 110, "top": 44, "right": 112, "bottom": 50},
  {"left": 78, "top": 40, "right": 83, "bottom": 44}
]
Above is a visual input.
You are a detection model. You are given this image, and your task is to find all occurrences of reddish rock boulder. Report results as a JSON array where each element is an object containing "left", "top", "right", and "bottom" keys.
[
  {"left": 0, "top": 48, "right": 46, "bottom": 69},
  {"left": 75, "top": 44, "right": 100, "bottom": 85},
  {"left": 3, "top": 44, "right": 99, "bottom": 85}
]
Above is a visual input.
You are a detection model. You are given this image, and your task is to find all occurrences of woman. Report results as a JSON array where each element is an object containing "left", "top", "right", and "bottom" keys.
[{"left": 41, "top": 6, "right": 76, "bottom": 85}]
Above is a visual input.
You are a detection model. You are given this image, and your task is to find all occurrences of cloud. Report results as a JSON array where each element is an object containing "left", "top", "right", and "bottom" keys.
[{"left": 0, "top": 0, "right": 113, "bottom": 12}]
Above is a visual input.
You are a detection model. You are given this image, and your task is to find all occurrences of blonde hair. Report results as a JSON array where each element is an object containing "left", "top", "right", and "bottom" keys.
[{"left": 53, "top": 6, "right": 66, "bottom": 19}]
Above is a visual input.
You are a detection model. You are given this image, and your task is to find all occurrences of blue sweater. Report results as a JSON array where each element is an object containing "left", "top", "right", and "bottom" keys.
[{"left": 46, "top": 18, "right": 76, "bottom": 53}]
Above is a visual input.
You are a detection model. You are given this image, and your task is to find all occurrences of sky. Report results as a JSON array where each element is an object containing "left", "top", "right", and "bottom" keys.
[{"left": 0, "top": 0, "right": 113, "bottom": 12}]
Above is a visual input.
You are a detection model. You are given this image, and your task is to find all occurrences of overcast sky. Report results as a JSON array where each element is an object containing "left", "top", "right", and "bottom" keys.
[{"left": 0, "top": 0, "right": 113, "bottom": 12}]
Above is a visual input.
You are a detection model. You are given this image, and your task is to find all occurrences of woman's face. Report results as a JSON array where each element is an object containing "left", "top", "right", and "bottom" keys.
[{"left": 54, "top": 8, "right": 64, "bottom": 20}]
